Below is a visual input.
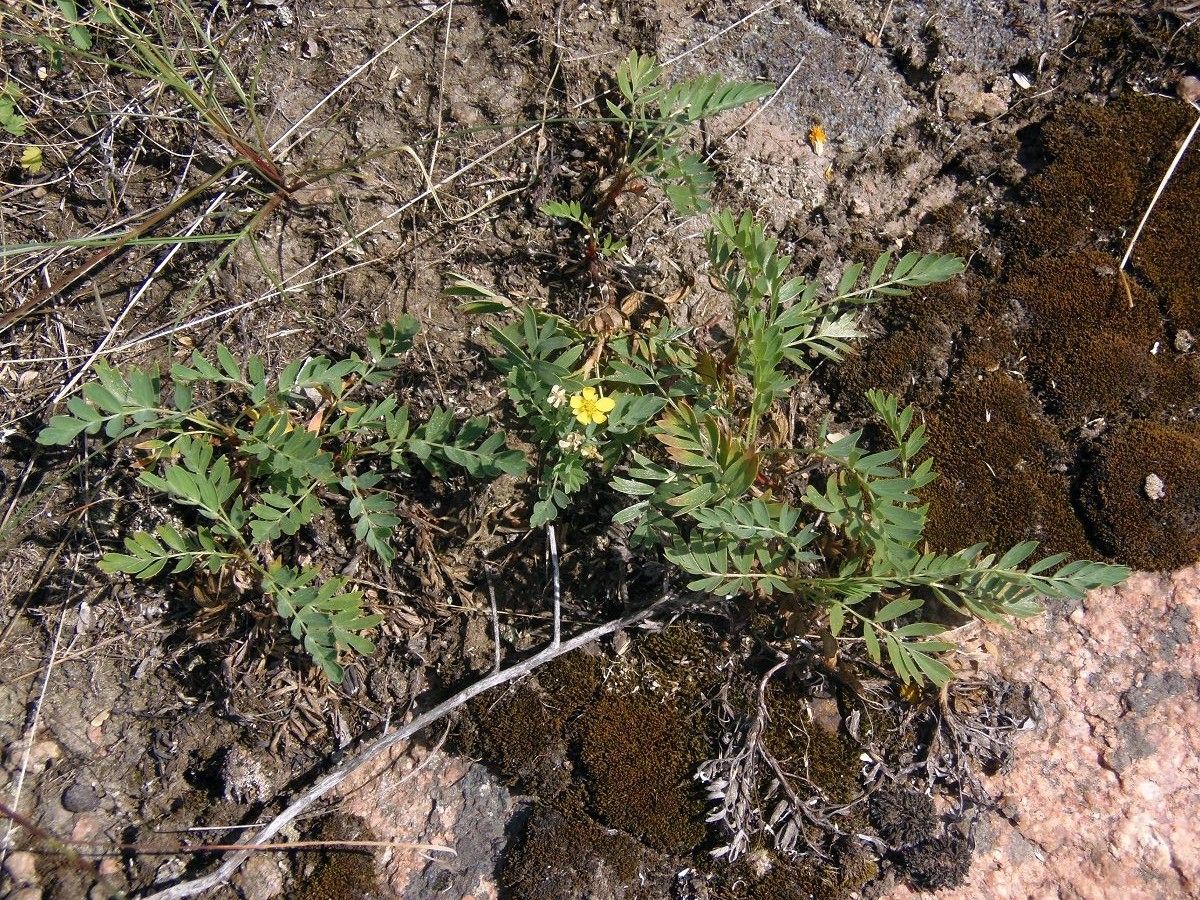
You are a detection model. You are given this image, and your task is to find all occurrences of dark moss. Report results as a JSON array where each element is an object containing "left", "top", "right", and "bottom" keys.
[
  {"left": 899, "top": 833, "right": 972, "bottom": 891},
  {"left": 575, "top": 693, "right": 708, "bottom": 852},
  {"left": 469, "top": 652, "right": 601, "bottom": 792},
  {"left": 924, "top": 374, "right": 1092, "bottom": 557},
  {"left": 1002, "top": 250, "right": 1187, "bottom": 423},
  {"left": 868, "top": 787, "right": 936, "bottom": 847},
  {"left": 1080, "top": 421, "right": 1200, "bottom": 569},
  {"left": 1132, "top": 115, "right": 1200, "bottom": 335},
  {"left": 537, "top": 650, "right": 603, "bottom": 710},
  {"left": 741, "top": 862, "right": 823, "bottom": 900},
  {"left": 1019, "top": 97, "right": 1193, "bottom": 256},
  {"left": 764, "top": 689, "right": 861, "bottom": 806},
  {"left": 831, "top": 278, "right": 989, "bottom": 411},
  {"left": 834, "top": 327, "right": 951, "bottom": 409},
  {"left": 501, "top": 807, "right": 655, "bottom": 900},
  {"left": 1011, "top": 251, "right": 1160, "bottom": 341},
  {"left": 709, "top": 853, "right": 865, "bottom": 900},
  {"left": 295, "top": 815, "right": 378, "bottom": 900}
]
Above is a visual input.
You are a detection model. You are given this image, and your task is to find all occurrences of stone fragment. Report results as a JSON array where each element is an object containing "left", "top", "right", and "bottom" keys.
[
  {"left": 888, "top": 565, "right": 1200, "bottom": 900},
  {"left": 1144, "top": 473, "right": 1166, "bottom": 501},
  {"left": 233, "top": 854, "right": 286, "bottom": 900},
  {"left": 61, "top": 782, "right": 101, "bottom": 813},
  {"left": 3, "top": 850, "right": 38, "bottom": 886}
]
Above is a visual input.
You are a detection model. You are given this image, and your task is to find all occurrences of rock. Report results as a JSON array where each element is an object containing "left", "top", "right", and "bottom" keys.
[
  {"left": 222, "top": 744, "right": 274, "bottom": 805},
  {"left": 10, "top": 888, "right": 42, "bottom": 900},
  {"left": 940, "top": 73, "right": 1009, "bottom": 122},
  {"left": 4, "top": 850, "right": 38, "bottom": 886},
  {"left": 337, "top": 745, "right": 517, "bottom": 899},
  {"left": 888, "top": 565, "right": 1200, "bottom": 900},
  {"left": 809, "top": 696, "right": 842, "bottom": 733},
  {"left": 1174, "top": 329, "right": 1194, "bottom": 352},
  {"left": 233, "top": 854, "right": 286, "bottom": 900},
  {"left": 7, "top": 740, "right": 62, "bottom": 773},
  {"left": 97, "top": 858, "right": 122, "bottom": 879},
  {"left": 1178, "top": 75, "right": 1200, "bottom": 106},
  {"left": 1144, "top": 473, "right": 1166, "bottom": 501},
  {"left": 61, "top": 782, "right": 101, "bottom": 813},
  {"left": 70, "top": 815, "right": 101, "bottom": 844}
]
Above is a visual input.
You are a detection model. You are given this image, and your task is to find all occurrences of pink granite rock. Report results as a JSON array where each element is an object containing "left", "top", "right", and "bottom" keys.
[
  {"left": 335, "top": 741, "right": 517, "bottom": 899},
  {"left": 891, "top": 565, "right": 1200, "bottom": 900}
]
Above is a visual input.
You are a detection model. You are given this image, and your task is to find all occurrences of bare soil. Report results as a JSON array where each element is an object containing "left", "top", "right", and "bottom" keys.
[{"left": 1, "top": 1, "right": 1198, "bottom": 898}]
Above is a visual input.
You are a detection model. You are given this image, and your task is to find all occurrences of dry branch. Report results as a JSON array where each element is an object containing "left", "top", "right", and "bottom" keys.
[{"left": 140, "top": 595, "right": 674, "bottom": 900}]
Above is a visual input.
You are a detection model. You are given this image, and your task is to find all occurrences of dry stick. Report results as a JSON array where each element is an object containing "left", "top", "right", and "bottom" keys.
[
  {"left": 52, "top": 161, "right": 217, "bottom": 404},
  {"left": 73, "top": 838, "right": 455, "bottom": 857},
  {"left": 660, "top": 0, "right": 781, "bottom": 65},
  {"left": 739, "top": 57, "right": 804, "bottom": 130},
  {"left": 1, "top": 592, "right": 71, "bottom": 860},
  {"left": 547, "top": 525, "right": 562, "bottom": 648},
  {"left": 484, "top": 565, "right": 502, "bottom": 673},
  {"left": 1119, "top": 103, "right": 1200, "bottom": 271},
  {"left": 140, "top": 596, "right": 672, "bottom": 900},
  {"left": 12, "top": 0, "right": 450, "bottom": 369},
  {"left": 102, "top": 122, "right": 543, "bottom": 356}
]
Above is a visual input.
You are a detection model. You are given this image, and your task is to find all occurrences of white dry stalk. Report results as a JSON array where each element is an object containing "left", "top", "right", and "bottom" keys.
[
  {"left": 0, "top": 579, "right": 73, "bottom": 861},
  {"left": 548, "top": 524, "right": 562, "bottom": 647},
  {"left": 1120, "top": 101, "right": 1200, "bottom": 271},
  {"left": 41, "top": 1, "right": 453, "bottom": 405}
]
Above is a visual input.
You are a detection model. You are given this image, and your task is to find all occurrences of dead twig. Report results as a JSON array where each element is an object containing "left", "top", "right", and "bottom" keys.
[
  {"left": 2, "top": 574, "right": 73, "bottom": 860},
  {"left": 484, "top": 565, "right": 502, "bottom": 674},
  {"left": 547, "top": 524, "right": 562, "bottom": 648},
  {"left": 140, "top": 595, "right": 674, "bottom": 900}
]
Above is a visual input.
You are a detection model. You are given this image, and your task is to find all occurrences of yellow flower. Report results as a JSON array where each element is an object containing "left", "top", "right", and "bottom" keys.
[
  {"left": 808, "top": 124, "right": 827, "bottom": 156},
  {"left": 569, "top": 387, "right": 615, "bottom": 426}
]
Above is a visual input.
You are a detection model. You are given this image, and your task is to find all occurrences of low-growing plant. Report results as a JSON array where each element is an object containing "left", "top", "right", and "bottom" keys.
[
  {"left": 454, "top": 211, "right": 1129, "bottom": 687},
  {"left": 37, "top": 319, "right": 525, "bottom": 681},
  {"left": 0, "top": 82, "right": 28, "bottom": 137},
  {"left": 540, "top": 50, "right": 774, "bottom": 263}
]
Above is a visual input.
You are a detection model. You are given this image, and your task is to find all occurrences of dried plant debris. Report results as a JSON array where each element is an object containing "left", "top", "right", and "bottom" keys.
[{"left": 471, "top": 622, "right": 1033, "bottom": 898}]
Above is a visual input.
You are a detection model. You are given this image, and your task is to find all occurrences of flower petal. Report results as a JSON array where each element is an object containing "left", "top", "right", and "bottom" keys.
[
  {"left": 581, "top": 386, "right": 598, "bottom": 401},
  {"left": 570, "top": 395, "right": 583, "bottom": 411},
  {"left": 595, "top": 396, "right": 616, "bottom": 413},
  {"left": 574, "top": 410, "right": 591, "bottom": 425}
]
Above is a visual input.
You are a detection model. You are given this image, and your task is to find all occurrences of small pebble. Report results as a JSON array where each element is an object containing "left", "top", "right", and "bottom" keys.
[
  {"left": 4, "top": 850, "right": 38, "bottom": 885},
  {"left": 1174, "top": 329, "right": 1194, "bottom": 353},
  {"left": 1144, "top": 473, "right": 1166, "bottom": 501},
  {"left": 97, "top": 858, "right": 122, "bottom": 878},
  {"left": 1178, "top": 75, "right": 1200, "bottom": 106},
  {"left": 61, "top": 781, "right": 101, "bottom": 813}
]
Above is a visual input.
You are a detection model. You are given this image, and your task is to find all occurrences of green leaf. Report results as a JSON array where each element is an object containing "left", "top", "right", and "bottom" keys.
[
  {"left": 829, "top": 603, "right": 845, "bottom": 637},
  {"left": 874, "top": 596, "right": 923, "bottom": 622},
  {"left": 863, "top": 621, "right": 881, "bottom": 663}
]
